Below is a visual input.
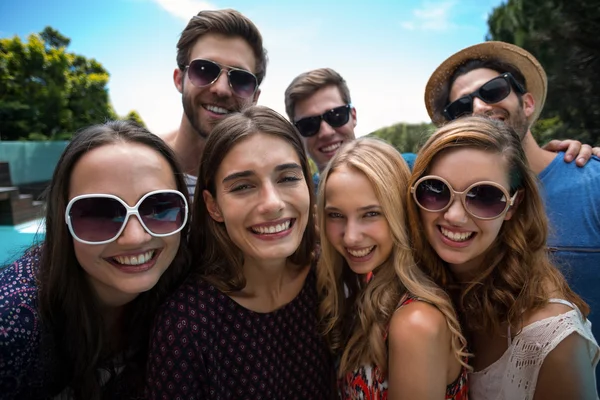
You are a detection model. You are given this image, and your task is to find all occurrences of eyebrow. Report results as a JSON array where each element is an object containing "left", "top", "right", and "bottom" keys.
[
  {"left": 222, "top": 163, "right": 303, "bottom": 183},
  {"left": 324, "top": 204, "right": 381, "bottom": 212}
]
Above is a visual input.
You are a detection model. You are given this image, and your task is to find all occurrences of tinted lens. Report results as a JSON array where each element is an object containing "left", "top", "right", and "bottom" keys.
[
  {"left": 138, "top": 192, "right": 186, "bottom": 234},
  {"left": 445, "top": 96, "right": 473, "bottom": 121},
  {"left": 295, "top": 116, "right": 321, "bottom": 137},
  {"left": 323, "top": 106, "right": 350, "bottom": 128},
  {"left": 479, "top": 77, "right": 511, "bottom": 104},
  {"left": 187, "top": 59, "right": 221, "bottom": 87},
  {"left": 69, "top": 198, "right": 126, "bottom": 242},
  {"left": 465, "top": 184, "right": 508, "bottom": 218},
  {"left": 228, "top": 69, "right": 258, "bottom": 98},
  {"left": 415, "top": 179, "right": 451, "bottom": 211}
]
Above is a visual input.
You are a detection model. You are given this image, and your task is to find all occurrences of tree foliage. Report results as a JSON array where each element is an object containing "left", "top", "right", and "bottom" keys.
[
  {"left": 0, "top": 27, "right": 145, "bottom": 141},
  {"left": 367, "top": 122, "right": 435, "bottom": 154},
  {"left": 487, "top": 0, "right": 600, "bottom": 146}
]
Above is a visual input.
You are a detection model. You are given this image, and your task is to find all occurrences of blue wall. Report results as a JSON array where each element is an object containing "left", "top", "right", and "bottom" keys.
[{"left": 0, "top": 141, "right": 68, "bottom": 185}]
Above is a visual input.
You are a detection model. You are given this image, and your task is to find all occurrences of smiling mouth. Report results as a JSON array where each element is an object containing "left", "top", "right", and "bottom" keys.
[
  {"left": 439, "top": 226, "right": 474, "bottom": 242},
  {"left": 320, "top": 142, "right": 342, "bottom": 153},
  {"left": 111, "top": 250, "right": 157, "bottom": 266},
  {"left": 203, "top": 104, "right": 232, "bottom": 115},
  {"left": 346, "top": 246, "right": 375, "bottom": 258},
  {"left": 250, "top": 219, "right": 295, "bottom": 235}
]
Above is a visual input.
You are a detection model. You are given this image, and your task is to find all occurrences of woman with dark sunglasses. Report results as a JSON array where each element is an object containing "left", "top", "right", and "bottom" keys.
[
  {"left": 316, "top": 137, "right": 469, "bottom": 399},
  {"left": 0, "top": 120, "right": 191, "bottom": 399},
  {"left": 146, "top": 106, "right": 334, "bottom": 399},
  {"left": 407, "top": 116, "right": 599, "bottom": 399}
]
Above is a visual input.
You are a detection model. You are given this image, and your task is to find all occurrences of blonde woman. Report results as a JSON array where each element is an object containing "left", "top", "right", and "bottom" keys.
[
  {"left": 316, "top": 137, "right": 469, "bottom": 399},
  {"left": 407, "top": 116, "right": 599, "bottom": 399}
]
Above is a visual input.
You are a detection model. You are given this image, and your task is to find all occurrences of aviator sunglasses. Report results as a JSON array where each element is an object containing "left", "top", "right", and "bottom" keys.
[
  {"left": 411, "top": 176, "right": 518, "bottom": 220},
  {"left": 294, "top": 104, "right": 352, "bottom": 138},
  {"left": 185, "top": 58, "right": 258, "bottom": 98},
  {"left": 443, "top": 73, "right": 526, "bottom": 121},
  {"left": 65, "top": 190, "right": 188, "bottom": 245}
]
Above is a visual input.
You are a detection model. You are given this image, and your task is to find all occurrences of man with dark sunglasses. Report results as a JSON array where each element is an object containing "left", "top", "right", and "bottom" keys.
[
  {"left": 159, "top": 9, "right": 267, "bottom": 198},
  {"left": 284, "top": 68, "right": 416, "bottom": 190},
  {"left": 425, "top": 41, "right": 600, "bottom": 390}
]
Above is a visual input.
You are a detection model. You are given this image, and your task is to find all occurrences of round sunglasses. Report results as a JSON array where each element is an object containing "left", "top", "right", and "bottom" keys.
[
  {"left": 294, "top": 104, "right": 352, "bottom": 138},
  {"left": 185, "top": 58, "right": 258, "bottom": 98},
  {"left": 65, "top": 190, "right": 188, "bottom": 245},
  {"left": 411, "top": 176, "right": 518, "bottom": 220},
  {"left": 443, "top": 73, "right": 526, "bottom": 121}
]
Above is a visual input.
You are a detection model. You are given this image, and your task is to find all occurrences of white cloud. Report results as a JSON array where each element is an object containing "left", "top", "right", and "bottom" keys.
[
  {"left": 151, "top": 0, "right": 217, "bottom": 21},
  {"left": 401, "top": 1, "right": 457, "bottom": 31}
]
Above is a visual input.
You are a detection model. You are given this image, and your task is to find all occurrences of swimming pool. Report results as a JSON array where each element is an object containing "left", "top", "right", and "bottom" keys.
[{"left": 0, "top": 219, "right": 45, "bottom": 265}]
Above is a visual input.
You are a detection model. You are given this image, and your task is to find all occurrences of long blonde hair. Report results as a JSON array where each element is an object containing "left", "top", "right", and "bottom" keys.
[
  {"left": 316, "top": 137, "right": 469, "bottom": 376},
  {"left": 407, "top": 116, "right": 588, "bottom": 335}
]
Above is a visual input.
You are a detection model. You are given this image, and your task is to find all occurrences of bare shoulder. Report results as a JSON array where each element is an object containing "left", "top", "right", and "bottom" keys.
[
  {"left": 522, "top": 300, "right": 578, "bottom": 327},
  {"left": 388, "top": 300, "right": 449, "bottom": 343}
]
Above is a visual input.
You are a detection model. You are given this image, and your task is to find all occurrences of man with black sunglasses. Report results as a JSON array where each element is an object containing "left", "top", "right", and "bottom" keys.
[
  {"left": 160, "top": 9, "right": 267, "bottom": 198},
  {"left": 425, "top": 41, "right": 600, "bottom": 390},
  {"left": 284, "top": 68, "right": 415, "bottom": 190}
]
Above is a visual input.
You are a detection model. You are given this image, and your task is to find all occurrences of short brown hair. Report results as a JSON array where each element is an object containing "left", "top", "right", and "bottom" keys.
[
  {"left": 176, "top": 9, "right": 268, "bottom": 85},
  {"left": 284, "top": 68, "right": 351, "bottom": 122}
]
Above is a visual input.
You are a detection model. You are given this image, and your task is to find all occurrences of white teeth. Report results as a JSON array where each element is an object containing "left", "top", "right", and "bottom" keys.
[
  {"left": 347, "top": 246, "right": 375, "bottom": 258},
  {"left": 113, "top": 250, "right": 155, "bottom": 266},
  {"left": 205, "top": 105, "right": 230, "bottom": 114},
  {"left": 440, "top": 227, "right": 473, "bottom": 242},
  {"left": 252, "top": 220, "right": 291, "bottom": 234},
  {"left": 321, "top": 142, "right": 342, "bottom": 153}
]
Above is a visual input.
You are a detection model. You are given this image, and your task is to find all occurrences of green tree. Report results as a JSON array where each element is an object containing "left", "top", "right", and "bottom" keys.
[
  {"left": 367, "top": 122, "right": 434, "bottom": 153},
  {"left": 125, "top": 110, "right": 146, "bottom": 128},
  {"left": 0, "top": 27, "right": 143, "bottom": 141},
  {"left": 487, "top": 0, "right": 600, "bottom": 145}
]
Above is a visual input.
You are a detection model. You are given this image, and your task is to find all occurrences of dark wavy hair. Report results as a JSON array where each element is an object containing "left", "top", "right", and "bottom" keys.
[
  {"left": 189, "top": 105, "right": 316, "bottom": 292},
  {"left": 37, "top": 120, "right": 191, "bottom": 399}
]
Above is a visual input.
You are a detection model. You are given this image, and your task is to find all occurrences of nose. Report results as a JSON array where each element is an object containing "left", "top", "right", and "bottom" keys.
[
  {"left": 343, "top": 218, "right": 363, "bottom": 247},
  {"left": 116, "top": 215, "right": 152, "bottom": 245},
  {"left": 258, "top": 182, "right": 285, "bottom": 216},
  {"left": 316, "top": 118, "right": 336, "bottom": 139},
  {"left": 472, "top": 97, "right": 494, "bottom": 116},
  {"left": 209, "top": 69, "right": 233, "bottom": 98},
  {"left": 443, "top": 198, "right": 469, "bottom": 225}
]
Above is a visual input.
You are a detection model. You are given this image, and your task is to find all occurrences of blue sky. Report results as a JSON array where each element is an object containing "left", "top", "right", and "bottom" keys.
[{"left": 0, "top": 0, "right": 505, "bottom": 135}]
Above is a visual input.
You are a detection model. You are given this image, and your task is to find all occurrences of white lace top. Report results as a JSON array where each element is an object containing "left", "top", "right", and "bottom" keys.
[{"left": 469, "top": 299, "right": 600, "bottom": 399}]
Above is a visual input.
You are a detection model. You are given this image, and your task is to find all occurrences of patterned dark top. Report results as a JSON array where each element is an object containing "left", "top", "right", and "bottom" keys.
[
  {"left": 339, "top": 295, "right": 469, "bottom": 400},
  {"left": 0, "top": 247, "right": 143, "bottom": 399},
  {"left": 146, "top": 268, "right": 334, "bottom": 400}
]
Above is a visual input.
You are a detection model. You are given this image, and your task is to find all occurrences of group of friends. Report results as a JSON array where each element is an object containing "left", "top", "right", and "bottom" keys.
[{"left": 1, "top": 8, "right": 600, "bottom": 400}]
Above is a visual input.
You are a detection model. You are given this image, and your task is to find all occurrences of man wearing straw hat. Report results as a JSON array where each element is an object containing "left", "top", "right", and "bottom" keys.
[{"left": 425, "top": 40, "right": 600, "bottom": 388}]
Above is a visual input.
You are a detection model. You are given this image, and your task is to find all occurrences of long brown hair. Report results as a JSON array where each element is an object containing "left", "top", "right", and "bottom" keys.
[
  {"left": 317, "top": 137, "right": 469, "bottom": 376},
  {"left": 189, "top": 105, "right": 316, "bottom": 292},
  {"left": 407, "top": 115, "right": 588, "bottom": 335},
  {"left": 37, "top": 120, "right": 191, "bottom": 399}
]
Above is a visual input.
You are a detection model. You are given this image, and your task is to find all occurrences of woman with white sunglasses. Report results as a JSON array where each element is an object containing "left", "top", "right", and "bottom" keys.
[
  {"left": 0, "top": 120, "right": 191, "bottom": 399},
  {"left": 407, "top": 116, "right": 599, "bottom": 399}
]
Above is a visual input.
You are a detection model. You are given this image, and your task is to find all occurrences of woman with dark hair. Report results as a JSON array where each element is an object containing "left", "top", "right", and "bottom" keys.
[
  {"left": 0, "top": 120, "right": 191, "bottom": 399},
  {"left": 146, "top": 106, "right": 333, "bottom": 399},
  {"left": 407, "top": 116, "right": 599, "bottom": 399}
]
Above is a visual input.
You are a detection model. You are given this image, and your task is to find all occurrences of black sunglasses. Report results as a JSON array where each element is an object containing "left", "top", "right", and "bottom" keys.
[
  {"left": 294, "top": 104, "right": 352, "bottom": 138},
  {"left": 184, "top": 59, "right": 258, "bottom": 98},
  {"left": 443, "top": 73, "right": 525, "bottom": 121}
]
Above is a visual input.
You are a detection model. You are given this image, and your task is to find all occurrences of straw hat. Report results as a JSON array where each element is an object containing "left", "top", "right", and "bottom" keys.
[{"left": 424, "top": 41, "right": 547, "bottom": 127}]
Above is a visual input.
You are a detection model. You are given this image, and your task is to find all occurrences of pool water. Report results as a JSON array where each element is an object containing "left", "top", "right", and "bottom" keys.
[{"left": 0, "top": 219, "right": 45, "bottom": 265}]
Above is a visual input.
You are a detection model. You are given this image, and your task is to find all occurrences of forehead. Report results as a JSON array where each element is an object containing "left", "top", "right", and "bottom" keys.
[
  {"left": 293, "top": 85, "right": 345, "bottom": 120},
  {"left": 216, "top": 133, "right": 301, "bottom": 178},
  {"left": 69, "top": 142, "right": 176, "bottom": 202},
  {"left": 189, "top": 33, "right": 257, "bottom": 72},
  {"left": 449, "top": 68, "right": 502, "bottom": 101},
  {"left": 325, "top": 166, "right": 378, "bottom": 206},
  {"left": 428, "top": 147, "right": 510, "bottom": 190}
]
